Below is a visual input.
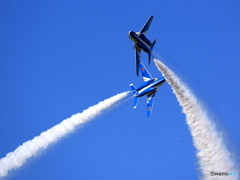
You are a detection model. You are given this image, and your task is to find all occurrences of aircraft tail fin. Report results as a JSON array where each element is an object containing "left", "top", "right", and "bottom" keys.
[
  {"left": 130, "top": 84, "right": 136, "bottom": 93},
  {"left": 148, "top": 39, "right": 157, "bottom": 65},
  {"left": 130, "top": 84, "right": 139, "bottom": 108}
]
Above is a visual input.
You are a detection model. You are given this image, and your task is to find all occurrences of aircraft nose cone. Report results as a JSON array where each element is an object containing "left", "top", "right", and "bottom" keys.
[
  {"left": 129, "top": 31, "right": 136, "bottom": 41},
  {"left": 128, "top": 31, "right": 134, "bottom": 36}
]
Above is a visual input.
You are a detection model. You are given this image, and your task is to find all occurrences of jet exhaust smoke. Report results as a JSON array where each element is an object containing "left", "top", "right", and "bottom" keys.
[
  {"left": 154, "top": 59, "right": 237, "bottom": 179},
  {"left": 0, "top": 91, "right": 130, "bottom": 178}
]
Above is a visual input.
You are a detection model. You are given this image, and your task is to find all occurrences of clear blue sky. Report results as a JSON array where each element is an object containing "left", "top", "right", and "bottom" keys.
[{"left": 0, "top": 1, "right": 239, "bottom": 179}]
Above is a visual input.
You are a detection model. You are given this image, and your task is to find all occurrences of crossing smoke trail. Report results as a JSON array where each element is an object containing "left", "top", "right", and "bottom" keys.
[
  {"left": 154, "top": 59, "right": 237, "bottom": 180},
  {"left": 0, "top": 91, "right": 130, "bottom": 178}
]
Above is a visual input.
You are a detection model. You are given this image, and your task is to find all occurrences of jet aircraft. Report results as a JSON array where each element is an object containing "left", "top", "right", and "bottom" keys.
[
  {"left": 130, "top": 62, "right": 166, "bottom": 118},
  {"left": 128, "top": 15, "right": 157, "bottom": 76}
]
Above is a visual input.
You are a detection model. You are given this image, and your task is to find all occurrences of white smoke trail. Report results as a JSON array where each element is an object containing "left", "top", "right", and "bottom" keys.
[
  {"left": 0, "top": 91, "right": 130, "bottom": 178},
  {"left": 154, "top": 59, "right": 237, "bottom": 180}
]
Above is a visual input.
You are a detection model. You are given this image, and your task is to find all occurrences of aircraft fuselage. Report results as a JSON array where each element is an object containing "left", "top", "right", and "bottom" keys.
[
  {"left": 134, "top": 78, "right": 165, "bottom": 97},
  {"left": 128, "top": 31, "right": 152, "bottom": 53}
]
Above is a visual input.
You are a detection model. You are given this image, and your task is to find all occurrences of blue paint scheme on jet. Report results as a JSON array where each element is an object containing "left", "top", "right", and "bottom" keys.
[
  {"left": 128, "top": 15, "right": 157, "bottom": 76},
  {"left": 130, "top": 62, "right": 165, "bottom": 118}
]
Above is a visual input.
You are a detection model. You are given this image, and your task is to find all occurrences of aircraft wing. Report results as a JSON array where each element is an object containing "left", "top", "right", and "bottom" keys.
[
  {"left": 139, "top": 62, "right": 153, "bottom": 82},
  {"left": 139, "top": 16, "right": 154, "bottom": 35},
  {"left": 134, "top": 47, "right": 141, "bottom": 76},
  {"left": 147, "top": 93, "right": 155, "bottom": 118}
]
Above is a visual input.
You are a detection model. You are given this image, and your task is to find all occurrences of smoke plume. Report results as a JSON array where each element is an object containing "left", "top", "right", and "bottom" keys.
[
  {"left": 154, "top": 59, "right": 237, "bottom": 180},
  {"left": 0, "top": 91, "right": 129, "bottom": 178}
]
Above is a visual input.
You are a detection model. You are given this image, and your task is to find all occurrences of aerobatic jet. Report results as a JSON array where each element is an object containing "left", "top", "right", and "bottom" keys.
[
  {"left": 130, "top": 62, "right": 165, "bottom": 118},
  {"left": 128, "top": 15, "right": 157, "bottom": 76}
]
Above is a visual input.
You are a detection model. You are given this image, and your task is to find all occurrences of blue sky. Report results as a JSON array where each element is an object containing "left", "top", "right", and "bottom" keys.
[{"left": 0, "top": 1, "right": 240, "bottom": 179}]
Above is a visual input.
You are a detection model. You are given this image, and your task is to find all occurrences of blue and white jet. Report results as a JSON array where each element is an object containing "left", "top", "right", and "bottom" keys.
[
  {"left": 128, "top": 15, "right": 157, "bottom": 76},
  {"left": 130, "top": 62, "right": 166, "bottom": 118}
]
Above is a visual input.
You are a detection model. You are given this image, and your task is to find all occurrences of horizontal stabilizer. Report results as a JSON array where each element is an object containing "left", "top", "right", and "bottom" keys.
[
  {"left": 133, "top": 97, "right": 139, "bottom": 109},
  {"left": 148, "top": 39, "right": 157, "bottom": 65},
  {"left": 134, "top": 47, "right": 141, "bottom": 76},
  {"left": 150, "top": 39, "right": 157, "bottom": 51},
  {"left": 148, "top": 53, "right": 151, "bottom": 65}
]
